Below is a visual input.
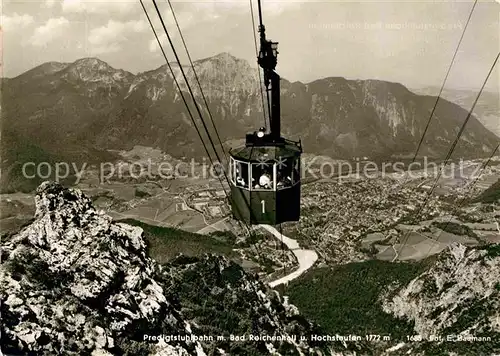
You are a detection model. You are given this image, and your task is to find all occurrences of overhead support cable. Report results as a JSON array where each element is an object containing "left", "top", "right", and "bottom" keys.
[
  {"left": 397, "top": 51, "right": 500, "bottom": 258},
  {"left": 165, "top": 0, "right": 228, "bottom": 162},
  {"left": 411, "top": 0, "right": 478, "bottom": 162},
  {"left": 141, "top": 0, "right": 236, "bottom": 228},
  {"left": 140, "top": 0, "right": 211, "bottom": 171},
  {"left": 142, "top": 0, "right": 288, "bottom": 277},
  {"left": 421, "top": 142, "right": 499, "bottom": 260},
  {"left": 151, "top": 0, "right": 227, "bottom": 171},
  {"left": 332, "top": 0, "right": 481, "bottom": 254}
]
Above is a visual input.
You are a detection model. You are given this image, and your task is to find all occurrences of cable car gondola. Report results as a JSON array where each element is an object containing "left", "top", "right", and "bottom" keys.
[{"left": 229, "top": 0, "right": 302, "bottom": 225}]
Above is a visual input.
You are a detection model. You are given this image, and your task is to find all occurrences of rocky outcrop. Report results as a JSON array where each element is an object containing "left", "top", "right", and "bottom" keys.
[
  {"left": 0, "top": 182, "right": 331, "bottom": 355},
  {"left": 382, "top": 242, "right": 500, "bottom": 353},
  {"left": 0, "top": 182, "right": 192, "bottom": 355}
]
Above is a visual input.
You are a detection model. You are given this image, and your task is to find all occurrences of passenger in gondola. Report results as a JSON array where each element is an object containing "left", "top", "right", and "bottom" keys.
[
  {"left": 235, "top": 167, "right": 247, "bottom": 187},
  {"left": 237, "top": 176, "right": 246, "bottom": 187},
  {"left": 258, "top": 172, "right": 272, "bottom": 189},
  {"left": 277, "top": 172, "right": 284, "bottom": 188},
  {"left": 277, "top": 172, "right": 292, "bottom": 188}
]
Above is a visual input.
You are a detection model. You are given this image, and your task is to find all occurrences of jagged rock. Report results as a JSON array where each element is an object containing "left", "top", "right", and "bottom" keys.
[
  {"left": 1, "top": 182, "right": 331, "bottom": 355},
  {"left": 382, "top": 242, "right": 500, "bottom": 353}
]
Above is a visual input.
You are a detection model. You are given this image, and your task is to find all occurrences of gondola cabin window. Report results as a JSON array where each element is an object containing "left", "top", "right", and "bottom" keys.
[
  {"left": 231, "top": 158, "right": 250, "bottom": 189},
  {"left": 276, "top": 157, "right": 300, "bottom": 190},
  {"left": 251, "top": 161, "right": 274, "bottom": 190},
  {"left": 276, "top": 157, "right": 291, "bottom": 190}
]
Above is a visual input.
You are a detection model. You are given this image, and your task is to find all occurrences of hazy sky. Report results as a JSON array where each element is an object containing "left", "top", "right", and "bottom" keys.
[{"left": 1, "top": 0, "right": 499, "bottom": 91}]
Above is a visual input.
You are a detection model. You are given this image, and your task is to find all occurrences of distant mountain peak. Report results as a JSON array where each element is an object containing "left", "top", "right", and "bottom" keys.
[
  {"left": 213, "top": 51, "right": 237, "bottom": 60},
  {"left": 72, "top": 57, "right": 109, "bottom": 67},
  {"left": 195, "top": 51, "right": 249, "bottom": 67},
  {"left": 63, "top": 57, "right": 133, "bottom": 85},
  {"left": 68, "top": 57, "right": 121, "bottom": 74}
]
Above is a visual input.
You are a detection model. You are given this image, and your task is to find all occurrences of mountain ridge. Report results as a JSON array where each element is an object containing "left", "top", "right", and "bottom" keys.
[{"left": 1, "top": 53, "right": 498, "bottom": 191}]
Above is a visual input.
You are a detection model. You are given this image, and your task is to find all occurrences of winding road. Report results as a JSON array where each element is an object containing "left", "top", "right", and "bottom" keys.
[{"left": 259, "top": 225, "right": 319, "bottom": 288}]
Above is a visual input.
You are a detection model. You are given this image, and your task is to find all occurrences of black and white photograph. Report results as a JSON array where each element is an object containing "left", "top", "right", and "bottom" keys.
[{"left": 1, "top": 0, "right": 499, "bottom": 355}]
